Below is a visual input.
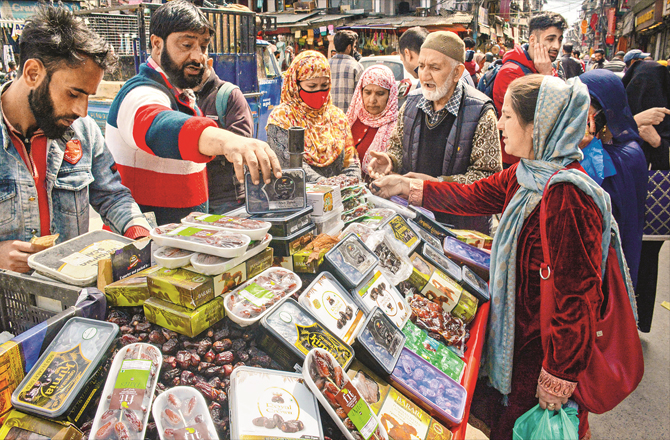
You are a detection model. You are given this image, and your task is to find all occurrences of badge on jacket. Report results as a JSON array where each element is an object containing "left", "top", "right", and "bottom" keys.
[{"left": 64, "top": 139, "right": 83, "bottom": 165}]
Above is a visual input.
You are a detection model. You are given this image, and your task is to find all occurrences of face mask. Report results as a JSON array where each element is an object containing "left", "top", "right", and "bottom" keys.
[{"left": 299, "top": 87, "right": 330, "bottom": 109}]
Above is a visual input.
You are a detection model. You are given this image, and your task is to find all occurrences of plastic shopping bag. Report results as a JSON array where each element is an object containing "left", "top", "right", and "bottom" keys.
[{"left": 512, "top": 404, "right": 579, "bottom": 440}]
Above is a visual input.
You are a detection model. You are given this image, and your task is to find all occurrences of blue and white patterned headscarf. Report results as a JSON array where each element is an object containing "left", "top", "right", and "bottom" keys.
[{"left": 485, "top": 76, "right": 637, "bottom": 396}]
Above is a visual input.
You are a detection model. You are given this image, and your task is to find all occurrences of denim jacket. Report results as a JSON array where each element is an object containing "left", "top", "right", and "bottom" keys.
[{"left": 0, "top": 91, "right": 148, "bottom": 243}]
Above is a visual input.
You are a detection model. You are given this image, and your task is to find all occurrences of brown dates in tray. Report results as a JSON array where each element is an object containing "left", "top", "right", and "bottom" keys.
[{"left": 76, "top": 306, "right": 289, "bottom": 440}]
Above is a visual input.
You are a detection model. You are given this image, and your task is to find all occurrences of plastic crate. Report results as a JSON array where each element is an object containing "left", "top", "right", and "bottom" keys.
[{"left": 0, "top": 270, "right": 81, "bottom": 334}]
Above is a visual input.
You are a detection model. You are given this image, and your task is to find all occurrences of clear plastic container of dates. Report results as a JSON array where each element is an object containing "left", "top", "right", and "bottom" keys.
[
  {"left": 150, "top": 224, "right": 251, "bottom": 258},
  {"left": 352, "top": 270, "right": 411, "bottom": 330},
  {"left": 322, "top": 233, "right": 379, "bottom": 290},
  {"left": 298, "top": 272, "right": 367, "bottom": 345},
  {"left": 245, "top": 168, "right": 307, "bottom": 214},
  {"left": 302, "top": 348, "right": 389, "bottom": 440},
  {"left": 352, "top": 307, "right": 406, "bottom": 377},
  {"left": 443, "top": 236, "right": 490, "bottom": 281},
  {"left": 460, "top": 265, "right": 490, "bottom": 303},
  {"left": 12, "top": 317, "right": 119, "bottom": 419},
  {"left": 181, "top": 212, "right": 271, "bottom": 240},
  {"left": 152, "top": 386, "right": 219, "bottom": 440},
  {"left": 189, "top": 233, "right": 271, "bottom": 276},
  {"left": 259, "top": 299, "right": 355, "bottom": 371},
  {"left": 90, "top": 343, "right": 163, "bottom": 440},
  {"left": 422, "top": 242, "right": 463, "bottom": 283},
  {"left": 389, "top": 348, "right": 467, "bottom": 427},
  {"left": 153, "top": 246, "right": 195, "bottom": 269},
  {"left": 381, "top": 215, "right": 421, "bottom": 256},
  {"left": 229, "top": 366, "right": 323, "bottom": 440},
  {"left": 408, "top": 218, "right": 443, "bottom": 249},
  {"left": 223, "top": 267, "right": 302, "bottom": 327}
]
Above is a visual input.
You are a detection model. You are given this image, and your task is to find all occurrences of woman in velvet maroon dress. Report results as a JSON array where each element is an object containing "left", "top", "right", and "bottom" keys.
[{"left": 371, "top": 75, "right": 635, "bottom": 440}]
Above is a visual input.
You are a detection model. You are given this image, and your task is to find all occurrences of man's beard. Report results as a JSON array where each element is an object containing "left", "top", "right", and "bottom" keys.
[
  {"left": 422, "top": 71, "right": 455, "bottom": 102},
  {"left": 160, "top": 48, "right": 204, "bottom": 89},
  {"left": 28, "top": 75, "right": 78, "bottom": 139}
]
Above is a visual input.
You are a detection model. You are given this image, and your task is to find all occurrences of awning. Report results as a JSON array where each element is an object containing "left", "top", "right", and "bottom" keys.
[
  {"left": 338, "top": 13, "right": 473, "bottom": 30},
  {"left": 261, "top": 11, "right": 319, "bottom": 25}
]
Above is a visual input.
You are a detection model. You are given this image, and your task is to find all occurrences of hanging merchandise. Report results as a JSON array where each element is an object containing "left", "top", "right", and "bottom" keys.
[{"left": 320, "top": 26, "right": 327, "bottom": 36}]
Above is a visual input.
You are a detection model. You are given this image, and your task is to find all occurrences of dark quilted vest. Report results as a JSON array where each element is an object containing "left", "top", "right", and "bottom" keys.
[{"left": 401, "top": 85, "right": 495, "bottom": 233}]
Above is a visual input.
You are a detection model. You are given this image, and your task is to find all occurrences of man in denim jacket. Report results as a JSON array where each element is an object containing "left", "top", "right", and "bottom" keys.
[{"left": 0, "top": 5, "right": 151, "bottom": 272}]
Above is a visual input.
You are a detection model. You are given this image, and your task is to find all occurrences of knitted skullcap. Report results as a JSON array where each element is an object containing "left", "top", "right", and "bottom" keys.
[{"left": 420, "top": 31, "right": 465, "bottom": 64}]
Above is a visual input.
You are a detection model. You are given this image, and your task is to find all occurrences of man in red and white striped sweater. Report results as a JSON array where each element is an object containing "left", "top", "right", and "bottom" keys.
[{"left": 106, "top": 0, "right": 281, "bottom": 225}]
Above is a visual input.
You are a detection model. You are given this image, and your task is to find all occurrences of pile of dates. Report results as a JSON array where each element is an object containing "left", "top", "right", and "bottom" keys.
[
  {"left": 393, "top": 350, "right": 464, "bottom": 420},
  {"left": 89, "top": 307, "right": 277, "bottom": 440},
  {"left": 407, "top": 295, "right": 468, "bottom": 348},
  {"left": 252, "top": 414, "right": 305, "bottom": 433}
]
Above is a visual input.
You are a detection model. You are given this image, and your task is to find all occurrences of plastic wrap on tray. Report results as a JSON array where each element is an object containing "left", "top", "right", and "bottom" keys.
[
  {"left": 382, "top": 215, "right": 420, "bottom": 255},
  {"left": 303, "top": 348, "right": 389, "bottom": 440},
  {"left": 342, "top": 203, "right": 374, "bottom": 225},
  {"left": 150, "top": 224, "right": 250, "bottom": 258},
  {"left": 152, "top": 386, "right": 219, "bottom": 440},
  {"left": 312, "top": 205, "right": 344, "bottom": 235},
  {"left": 298, "top": 272, "right": 366, "bottom": 344},
  {"left": 224, "top": 268, "right": 302, "bottom": 327},
  {"left": 261, "top": 299, "right": 354, "bottom": 369},
  {"left": 153, "top": 246, "right": 195, "bottom": 269},
  {"left": 229, "top": 367, "right": 323, "bottom": 440},
  {"left": 339, "top": 222, "right": 375, "bottom": 245},
  {"left": 422, "top": 243, "right": 463, "bottom": 283},
  {"left": 408, "top": 219, "right": 442, "bottom": 249},
  {"left": 371, "top": 233, "right": 413, "bottom": 286},
  {"left": 407, "top": 294, "right": 468, "bottom": 352},
  {"left": 353, "top": 270, "right": 411, "bottom": 329},
  {"left": 347, "top": 361, "right": 453, "bottom": 440},
  {"left": 358, "top": 208, "right": 397, "bottom": 230},
  {"left": 181, "top": 212, "right": 271, "bottom": 240},
  {"left": 342, "top": 194, "right": 365, "bottom": 212},
  {"left": 443, "top": 237, "right": 490, "bottom": 281},
  {"left": 389, "top": 348, "right": 467, "bottom": 427},
  {"left": 27, "top": 230, "right": 132, "bottom": 286},
  {"left": 402, "top": 320, "right": 466, "bottom": 382},
  {"left": 420, "top": 269, "right": 478, "bottom": 324},
  {"left": 245, "top": 168, "right": 307, "bottom": 214},
  {"left": 353, "top": 307, "right": 406, "bottom": 376},
  {"left": 89, "top": 343, "right": 162, "bottom": 440},
  {"left": 460, "top": 265, "right": 490, "bottom": 303},
  {"left": 189, "top": 234, "right": 272, "bottom": 276},
  {"left": 12, "top": 317, "right": 119, "bottom": 419},
  {"left": 250, "top": 206, "right": 314, "bottom": 238},
  {"left": 323, "top": 233, "right": 379, "bottom": 289},
  {"left": 320, "top": 175, "right": 361, "bottom": 189}
]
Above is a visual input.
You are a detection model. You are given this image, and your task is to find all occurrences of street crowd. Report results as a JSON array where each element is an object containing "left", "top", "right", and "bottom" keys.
[{"left": 0, "top": 2, "right": 666, "bottom": 440}]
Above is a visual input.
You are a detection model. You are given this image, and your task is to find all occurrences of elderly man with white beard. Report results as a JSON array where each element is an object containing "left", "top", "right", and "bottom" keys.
[{"left": 368, "top": 31, "right": 502, "bottom": 233}]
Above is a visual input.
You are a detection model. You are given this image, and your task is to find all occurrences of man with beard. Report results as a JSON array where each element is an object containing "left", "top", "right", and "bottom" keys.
[
  {"left": 106, "top": 0, "right": 281, "bottom": 225},
  {"left": 492, "top": 12, "right": 565, "bottom": 167},
  {"left": 0, "top": 5, "right": 151, "bottom": 272},
  {"left": 588, "top": 49, "right": 605, "bottom": 70},
  {"left": 367, "top": 32, "right": 501, "bottom": 233}
]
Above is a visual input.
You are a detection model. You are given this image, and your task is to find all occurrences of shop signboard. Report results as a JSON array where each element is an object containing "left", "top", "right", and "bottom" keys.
[
  {"left": 635, "top": 5, "right": 655, "bottom": 30},
  {"left": 0, "top": 0, "right": 80, "bottom": 20}
]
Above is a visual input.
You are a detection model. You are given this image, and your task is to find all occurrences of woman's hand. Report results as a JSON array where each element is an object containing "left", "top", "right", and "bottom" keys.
[
  {"left": 370, "top": 175, "right": 411, "bottom": 199},
  {"left": 634, "top": 107, "right": 670, "bottom": 128},
  {"left": 368, "top": 151, "right": 393, "bottom": 179},
  {"left": 404, "top": 172, "right": 438, "bottom": 182},
  {"left": 639, "top": 124, "right": 662, "bottom": 148},
  {"left": 536, "top": 384, "right": 568, "bottom": 411}
]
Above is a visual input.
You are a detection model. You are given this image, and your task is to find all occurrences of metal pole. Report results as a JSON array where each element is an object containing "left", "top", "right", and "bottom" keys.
[{"left": 288, "top": 127, "right": 305, "bottom": 168}]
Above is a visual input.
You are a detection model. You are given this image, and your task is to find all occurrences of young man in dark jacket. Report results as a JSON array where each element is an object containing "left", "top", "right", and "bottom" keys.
[
  {"left": 492, "top": 12, "right": 565, "bottom": 166},
  {"left": 195, "top": 57, "right": 253, "bottom": 214},
  {"left": 556, "top": 43, "right": 584, "bottom": 80}
]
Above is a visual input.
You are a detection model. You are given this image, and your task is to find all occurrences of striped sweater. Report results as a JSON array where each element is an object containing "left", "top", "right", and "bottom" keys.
[{"left": 106, "top": 61, "right": 217, "bottom": 210}]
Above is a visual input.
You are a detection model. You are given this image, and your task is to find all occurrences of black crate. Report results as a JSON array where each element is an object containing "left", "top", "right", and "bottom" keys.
[{"left": 0, "top": 270, "right": 81, "bottom": 334}]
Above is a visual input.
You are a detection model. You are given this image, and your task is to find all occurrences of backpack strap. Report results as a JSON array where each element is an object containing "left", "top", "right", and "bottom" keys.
[
  {"left": 215, "top": 82, "right": 240, "bottom": 127},
  {"left": 505, "top": 59, "right": 533, "bottom": 76}
]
